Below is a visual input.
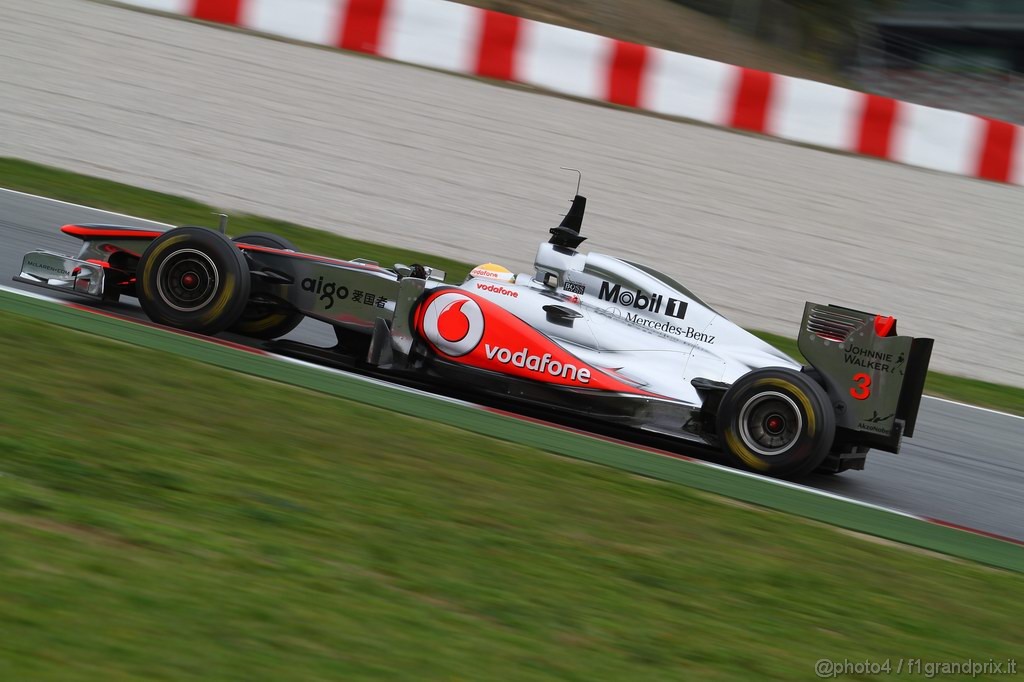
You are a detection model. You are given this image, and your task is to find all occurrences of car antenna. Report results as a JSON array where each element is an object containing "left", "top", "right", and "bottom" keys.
[
  {"left": 214, "top": 213, "right": 229, "bottom": 234},
  {"left": 561, "top": 166, "right": 582, "bottom": 196},
  {"left": 549, "top": 168, "right": 587, "bottom": 249}
]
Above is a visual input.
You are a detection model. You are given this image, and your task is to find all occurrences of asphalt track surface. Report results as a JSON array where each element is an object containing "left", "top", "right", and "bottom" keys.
[
  {"left": 2, "top": 0, "right": 1023, "bottom": 386},
  {"left": 3, "top": 189, "right": 1022, "bottom": 542}
]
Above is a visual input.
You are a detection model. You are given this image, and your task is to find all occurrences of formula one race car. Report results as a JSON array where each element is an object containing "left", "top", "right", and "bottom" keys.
[{"left": 15, "top": 188, "right": 933, "bottom": 477}]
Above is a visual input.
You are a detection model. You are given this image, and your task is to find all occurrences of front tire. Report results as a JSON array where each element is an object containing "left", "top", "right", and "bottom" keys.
[
  {"left": 716, "top": 368, "right": 835, "bottom": 479},
  {"left": 229, "top": 232, "right": 304, "bottom": 340},
  {"left": 137, "top": 227, "right": 250, "bottom": 334}
]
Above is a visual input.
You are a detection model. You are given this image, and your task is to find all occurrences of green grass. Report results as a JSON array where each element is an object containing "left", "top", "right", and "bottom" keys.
[
  {"left": 1, "top": 310, "right": 1022, "bottom": 681},
  {"left": 4, "top": 287, "right": 1018, "bottom": 571},
  {"left": 0, "top": 158, "right": 471, "bottom": 282},
  {"left": 2, "top": 157, "right": 1021, "bottom": 416}
]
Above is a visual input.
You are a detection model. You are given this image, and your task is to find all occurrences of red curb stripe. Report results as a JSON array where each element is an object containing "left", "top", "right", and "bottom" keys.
[
  {"left": 339, "top": 0, "right": 389, "bottom": 54},
  {"left": 606, "top": 41, "right": 648, "bottom": 108},
  {"left": 483, "top": 408, "right": 1024, "bottom": 548},
  {"left": 924, "top": 517, "right": 1024, "bottom": 548},
  {"left": 856, "top": 94, "right": 899, "bottom": 159},
  {"left": 481, "top": 405, "right": 698, "bottom": 463},
  {"left": 66, "top": 303, "right": 268, "bottom": 356},
  {"left": 191, "top": 0, "right": 243, "bottom": 24},
  {"left": 474, "top": 10, "right": 521, "bottom": 81},
  {"left": 976, "top": 118, "right": 1018, "bottom": 183},
  {"left": 11, "top": 287, "right": 1023, "bottom": 550},
  {"left": 729, "top": 68, "right": 773, "bottom": 133},
  {"left": 127, "top": 0, "right": 1024, "bottom": 186}
]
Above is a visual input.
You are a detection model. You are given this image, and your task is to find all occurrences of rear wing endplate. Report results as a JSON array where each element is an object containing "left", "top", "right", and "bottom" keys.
[{"left": 798, "top": 303, "right": 933, "bottom": 453}]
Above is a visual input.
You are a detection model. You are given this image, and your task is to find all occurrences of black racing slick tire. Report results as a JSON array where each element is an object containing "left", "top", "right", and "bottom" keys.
[
  {"left": 716, "top": 368, "right": 836, "bottom": 479},
  {"left": 137, "top": 226, "right": 251, "bottom": 334},
  {"left": 232, "top": 232, "right": 297, "bottom": 251},
  {"left": 229, "top": 233, "right": 304, "bottom": 340}
]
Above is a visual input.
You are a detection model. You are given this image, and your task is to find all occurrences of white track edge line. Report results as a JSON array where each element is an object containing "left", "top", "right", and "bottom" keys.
[
  {"left": 0, "top": 283, "right": 938, "bottom": 524},
  {"left": 273, "top": 353, "right": 477, "bottom": 407},
  {"left": 922, "top": 394, "right": 1024, "bottom": 421},
  {"left": 0, "top": 284, "right": 63, "bottom": 302},
  {"left": 0, "top": 187, "right": 174, "bottom": 227}
]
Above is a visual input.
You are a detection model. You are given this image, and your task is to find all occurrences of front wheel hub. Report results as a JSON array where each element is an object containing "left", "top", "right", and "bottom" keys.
[{"left": 155, "top": 249, "right": 220, "bottom": 312}]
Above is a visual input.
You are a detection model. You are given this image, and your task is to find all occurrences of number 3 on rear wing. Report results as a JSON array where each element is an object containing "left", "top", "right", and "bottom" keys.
[{"left": 798, "top": 303, "right": 934, "bottom": 454}]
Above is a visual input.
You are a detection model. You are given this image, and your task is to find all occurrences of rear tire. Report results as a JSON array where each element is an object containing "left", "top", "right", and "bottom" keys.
[
  {"left": 232, "top": 232, "right": 297, "bottom": 251},
  {"left": 229, "top": 233, "right": 304, "bottom": 340},
  {"left": 137, "top": 227, "right": 250, "bottom": 334},
  {"left": 716, "top": 368, "right": 835, "bottom": 479}
]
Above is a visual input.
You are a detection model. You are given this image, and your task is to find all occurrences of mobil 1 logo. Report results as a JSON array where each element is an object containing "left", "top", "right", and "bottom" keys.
[{"left": 598, "top": 281, "right": 688, "bottom": 320}]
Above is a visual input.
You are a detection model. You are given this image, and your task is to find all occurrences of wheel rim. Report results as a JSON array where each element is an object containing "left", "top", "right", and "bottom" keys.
[
  {"left": 737, "top": 391, "right": 802, "bottom": 457},
  {"left": 155, "top": 249, "right": 220, "bottom": 312}
]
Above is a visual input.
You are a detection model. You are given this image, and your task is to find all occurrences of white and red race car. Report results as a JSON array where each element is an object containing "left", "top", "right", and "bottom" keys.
[{"left": 15, "top": 188, "right": 932, "bottom": 478}]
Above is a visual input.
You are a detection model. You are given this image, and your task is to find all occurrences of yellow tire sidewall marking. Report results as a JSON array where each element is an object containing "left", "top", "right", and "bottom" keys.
[
  {"left": 140, "top": 234, "right": 189, "bottom": 299},
  {"left": 199, "top": 271, "right": 235, "bottom": 324},
  {"left": 236, "top": 311, "right": 288, "bottom": 332},
  {"left": 144, "top": 234, "right": 241, "bottom": 326},
  {"left": 725, "top": 430, "right": 769, "bottom": 471},
  {"left": 726, "top": 375, "right": 818, "bottom": 471},
  {"left": 751, "top": 377, "right": 816, "bottom": 436}
]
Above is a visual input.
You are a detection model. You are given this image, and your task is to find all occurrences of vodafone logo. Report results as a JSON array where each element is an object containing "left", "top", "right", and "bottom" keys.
[
  {"left": 469, "top": 264, "right": 514, "bottom": 283},
  {"left": 475, "top": 282, "right": 518, "bottom": 298},
  {"left": 421, "top": 293, "right": 484, "bottom": 357},
  {"left": 483, "top": 345, "right": 591, "bottom": 384}
]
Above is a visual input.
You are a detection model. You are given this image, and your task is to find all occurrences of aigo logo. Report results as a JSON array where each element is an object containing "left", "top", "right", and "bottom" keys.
[
  {"left": 420, "top": 292, "right": 484, "bottom": 357},
  {"left": 301, "top": 276, "right": 348, "bottom": 310}
]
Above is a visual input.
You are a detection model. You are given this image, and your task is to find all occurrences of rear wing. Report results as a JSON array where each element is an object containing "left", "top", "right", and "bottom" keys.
[{"left": 798, "top": 303, "right": 933, "bottom": 453}]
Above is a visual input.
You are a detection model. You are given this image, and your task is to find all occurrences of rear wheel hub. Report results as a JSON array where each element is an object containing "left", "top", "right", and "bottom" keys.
[{"left": 738, "top": 392, "right": 802, "bottom": 456}]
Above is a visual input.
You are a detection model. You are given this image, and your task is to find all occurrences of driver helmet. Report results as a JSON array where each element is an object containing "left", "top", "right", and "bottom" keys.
[{"left": 468, "top": 263, "right": 515, "bottom": 284}]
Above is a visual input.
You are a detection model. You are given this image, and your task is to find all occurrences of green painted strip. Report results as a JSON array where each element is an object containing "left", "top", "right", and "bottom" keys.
[{"left": 3, "top": 288, "right": 1022, "bottom": 572}]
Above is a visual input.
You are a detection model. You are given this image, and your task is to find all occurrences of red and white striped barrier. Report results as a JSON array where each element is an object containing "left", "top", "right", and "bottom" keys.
[{"left": 124, "top": 0, "right": 1022, "bottom": 184}]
